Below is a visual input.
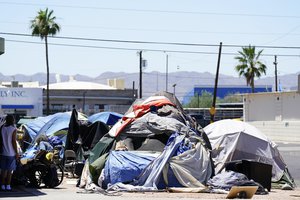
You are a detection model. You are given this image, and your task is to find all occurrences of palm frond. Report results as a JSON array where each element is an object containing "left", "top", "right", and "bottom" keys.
[
  {"left": 234, "top": 45, "right": 267, "bottom": 92},
  {"left": 30, "top": 8, "right": 60, "bottom": 39}
]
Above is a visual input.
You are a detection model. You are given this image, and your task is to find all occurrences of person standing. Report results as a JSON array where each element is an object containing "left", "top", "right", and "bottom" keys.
[{"left": 0, "top": 115, "right": 19, "bottom": 191}]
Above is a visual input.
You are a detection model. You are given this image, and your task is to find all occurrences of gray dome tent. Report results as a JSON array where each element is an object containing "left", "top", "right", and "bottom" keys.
[{"left": 204, "top": 119, "right": 295, "bottom": 188}]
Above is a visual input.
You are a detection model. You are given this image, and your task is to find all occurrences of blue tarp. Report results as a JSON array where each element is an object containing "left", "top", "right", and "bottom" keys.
[
  {"left": 22, "top": 111, "right": 119, "bottom": 143},
  {"left": 103, "top": 151, "right": 156, "bottom": 188},
  {"left": 23, "top": 113, "right": 61, "bottom": 141},
  {"left": 36, "top": 113, "right": 71, "bottom": 138},
  {"left": 135, "top": 133, "right": 185, "bottom": 188},
  {"left": 21, "top": 112, "right": 84, "bottom": 160},
  {"left": 23, "top": 112, "right": 74, "bottom": 141},
  {"left": 88, "top": 112, "right": 122, "bottom": 126}
]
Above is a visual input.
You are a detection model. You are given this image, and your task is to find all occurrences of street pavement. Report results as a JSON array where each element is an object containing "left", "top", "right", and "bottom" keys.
[
  {"left": 0, "top": 179, "right": 300, "bottom": 200},
  {"left": 0, "top": 141, "right": 299, "bottom": 199},
  {"left": 277, "top": 142, "right": 300, "bottom": 186}
]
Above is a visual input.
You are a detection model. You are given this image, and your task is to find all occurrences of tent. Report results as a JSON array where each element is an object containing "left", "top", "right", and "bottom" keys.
[
  {"left": 203, "top": 119, "right": 295, "bottom": 187},
  {"left": 21, "top": 111, "right": 88, "bottom": 159},
  {"left": 81, "top": 92, "right": 214, "bottom": 191},
  {"left": 66, "top": 109, "right": 118, "bottom": 154},
  {"left": 22, "top": 111, "right": 87, "bottom": 143},
  {"left": 88, "top": 112, "right": 122, "bottom": 125}
]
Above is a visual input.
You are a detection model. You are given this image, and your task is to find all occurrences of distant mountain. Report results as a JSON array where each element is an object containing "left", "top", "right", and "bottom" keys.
[
  {"left": 255, "top": 72, "right": 300, "bottom": 91},
  {"left": 1, "top": 71, "right": 299, "bottom": 100}
]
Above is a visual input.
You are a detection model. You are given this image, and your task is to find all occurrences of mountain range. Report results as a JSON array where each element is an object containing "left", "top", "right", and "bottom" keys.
[{"left": 1, "top": 71, "right": 299, "bottom": 100}]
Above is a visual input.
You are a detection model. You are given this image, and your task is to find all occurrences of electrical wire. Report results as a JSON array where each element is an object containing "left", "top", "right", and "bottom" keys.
[
  {"left": 2, "top": 32, "right": 300, "bottom": 51},
  {"left": 1, "top": 1, "right": 300, "bottom": 19},
  {"left": 5, "top": 38, "right": 300, "bottom": 57}
]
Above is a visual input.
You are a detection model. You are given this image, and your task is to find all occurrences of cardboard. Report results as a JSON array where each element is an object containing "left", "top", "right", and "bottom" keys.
[{"left": 226, "top": 186, "right": 258, "bottom": 199}]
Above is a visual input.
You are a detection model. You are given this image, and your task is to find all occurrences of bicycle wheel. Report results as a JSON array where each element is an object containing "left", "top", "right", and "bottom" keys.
[
  {"left": 28, "top": 163, "right": 47, "bottom": 188},
  {"left": 34, "top": 168, "right": 44, "bottom": 187},
  {"left": 56, "top": 164, "right": 64, "bottom": 186}
]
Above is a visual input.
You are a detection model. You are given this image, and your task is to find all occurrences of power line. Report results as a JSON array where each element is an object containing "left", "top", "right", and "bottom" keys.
[
  {"left": 1, "top": 1, "right": 300, "bottom": 19},
  {"left": 94, "top": 72, "right": 246, "bottom": 81},
  {"left": 5, "top": 38, "right": 300, "bottom": 57},
  {"left": 5, "top": 39, "right": 221, "bottom": 54},
  {"left": 2, "top": 31, "right": 300, "bottom": 51},
  {"left": 1, "top": 32, "right": 220, "bottom": 47},
  {"left": 2, "top": 20, "right": 300, "bottom": 37},
  {"left": 143, "top": 72, "right": 242, "bottom": 80}
]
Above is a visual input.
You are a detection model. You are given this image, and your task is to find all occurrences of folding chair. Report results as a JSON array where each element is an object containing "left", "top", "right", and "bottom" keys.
[{"left": 64, "top": 150, "right": 77, "bottom": 177}]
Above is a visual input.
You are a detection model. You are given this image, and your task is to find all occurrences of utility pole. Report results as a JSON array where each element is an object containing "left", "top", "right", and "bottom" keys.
[
  {"left": 274, "top": 55, "right": 278, "bottom": 92},
  {"left": 132, "top": 81, "right": 136, "bottom": 100},
  {"left": 165, "top": 53, "right": 169, "bottom": 92},
  {"left": 82, "top": 91, "right": 87, "bottom": 114},
  {"left": 210, "top": 42, "right": 222, "bottom": 123},
  {"left": 139, "top": 51, "right": 143, "bottom": 98},
  {"left": 156, "top": 72, "right": 159, "bottom": 91},
  {"left": 172, "top": 83, "right": 176, "bottom": 95}
]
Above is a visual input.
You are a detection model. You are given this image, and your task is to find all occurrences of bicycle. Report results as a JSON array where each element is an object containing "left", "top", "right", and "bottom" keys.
[{"left": 23, "top": 148, "right": 64, "bottom": 188}]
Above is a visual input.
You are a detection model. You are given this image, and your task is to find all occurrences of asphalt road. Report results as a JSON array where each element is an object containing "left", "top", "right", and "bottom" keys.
[
  {"left": 0, "top": 142, "right": 299, "bottom": 199},
  {"left": 277, "top": 142, "right": 300, "bottom": 186},
  {"left": 0, "top": 180, "right": 299, "bottom": 200}
]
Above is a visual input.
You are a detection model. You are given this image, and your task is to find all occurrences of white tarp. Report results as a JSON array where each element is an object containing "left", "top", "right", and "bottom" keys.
[{"left": 204, "top": 119, "right": 287, "bottom": 181}]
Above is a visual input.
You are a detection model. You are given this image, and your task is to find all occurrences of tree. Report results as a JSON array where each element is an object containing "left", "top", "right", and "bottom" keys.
[
  {"left": 234, "top": 45, "right": 267, "bottom": 93},
  {"left": 220, "top": 92, "right": 243, "bottom": 103},
  {"left": 184, "top": 91, "right": 242, "bottom": 108},
  {"left": 184, "top": 91, "right": 216, "bottom": 108},
  {"left": 30, "top": 8, "right": 60, "bottom": 115}
]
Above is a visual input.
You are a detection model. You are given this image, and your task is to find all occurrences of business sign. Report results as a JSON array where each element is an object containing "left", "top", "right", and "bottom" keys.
[
  {"left": 0, "top": 90, "right": 28, "bottom": 98},
  {"left": 0, "top": 88, "right": 42, "bottom": 103}
]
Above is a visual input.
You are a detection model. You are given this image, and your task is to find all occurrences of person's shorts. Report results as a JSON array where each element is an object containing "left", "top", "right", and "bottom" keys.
[{"left": 0, "top": 155, "right": 16, "bottom": 171}]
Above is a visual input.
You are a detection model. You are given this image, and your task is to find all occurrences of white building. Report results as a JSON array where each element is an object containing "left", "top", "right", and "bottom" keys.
[
  {"left": 0, "top": 87, "right": 43, "bottom": 117},
  {"left": 0, "top": 78, "right": 137, "bottom": 118},
  {"left": 243, "top": 75, "right": 300, "bottom": 143}
]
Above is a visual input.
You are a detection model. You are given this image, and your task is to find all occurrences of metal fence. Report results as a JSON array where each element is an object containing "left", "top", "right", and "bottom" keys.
[{"left": 184, "top": 107, "right": 243, "bottom": 121}]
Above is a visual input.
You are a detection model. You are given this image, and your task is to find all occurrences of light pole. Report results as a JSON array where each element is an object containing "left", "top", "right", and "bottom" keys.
[
  {"left": 82, "top": 91, "right": 87, "bottom": 113},
  {"left": 172, "top": 83, "right": 177, "bottom": 95},
  {"left": 165, "top": 53, "right": 169, "bottom": 92},
  {"left": 274, "top": 55, "right": 278, "bottom": 92},
  {"left": 139, "top": 51, "right": 143, "bottom": 98}
]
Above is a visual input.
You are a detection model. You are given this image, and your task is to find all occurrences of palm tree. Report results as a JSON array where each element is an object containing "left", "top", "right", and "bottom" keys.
[
  {"left": 234, "top": 45, "right": 267, "bottom": 93},
  {"left": 30, "top": 8, "right": 60, "bottom": 115}
]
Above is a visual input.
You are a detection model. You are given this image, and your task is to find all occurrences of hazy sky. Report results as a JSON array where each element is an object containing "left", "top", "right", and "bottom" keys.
[{"left": 1, "top": 0, "right": 300, "bottom": 78}]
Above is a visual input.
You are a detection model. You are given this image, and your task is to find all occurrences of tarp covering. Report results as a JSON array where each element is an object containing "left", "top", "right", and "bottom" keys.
[
  {"left": 21, "top": 111, "right": 87, "bottom": 161},
  {"left": 102, "top": 151, "right": 156, "bottom": 188},
  {"left": 66, "top": 109, "right": 111, "bottom": 152},
  {"left": 134, "top": 132, "right": 212, "bottom": 189},
  {"left": 135, "top": 133, "right": 186, "bottom": 188},
  {"left": 204, "top": 119, "right": 292, "bottom": 183},
  {"left": 83, "top": 92, "right": 214, "bottom": 191},
  {"left": 23, "top": 111, "right": 87, "bottom": 142},
  {"left": 88, "top": 112, "right": 122, "bottom": 125}
]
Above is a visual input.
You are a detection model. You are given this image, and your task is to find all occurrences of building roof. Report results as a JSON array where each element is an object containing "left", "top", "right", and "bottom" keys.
[
  {"left": 1, "top": 81, "right": 40, "bottom": 88},
  {"left": 41, "top": 80, "right": 117, "bottom": 90},
  {"left": 194, "top": 84, "right": 272, "bottom": 88}
]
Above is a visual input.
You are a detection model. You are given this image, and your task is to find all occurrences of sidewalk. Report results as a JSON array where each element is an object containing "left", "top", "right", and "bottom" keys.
[{"left": 1, "top": 178, "right": 299, "bottom": 200}]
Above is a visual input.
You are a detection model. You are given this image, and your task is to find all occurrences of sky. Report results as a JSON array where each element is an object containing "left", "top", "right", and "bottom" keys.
[{"left": 1, "top": 0, "right": 300, "bottom": 78}]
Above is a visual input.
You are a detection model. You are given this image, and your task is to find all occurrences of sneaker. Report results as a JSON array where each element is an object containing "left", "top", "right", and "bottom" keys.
[
  {"left": 6, "top": 185, "right": 11, "bottom": 191},
  {"left": 1, "top": 185, "right": 5, "bottom": 191}
]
